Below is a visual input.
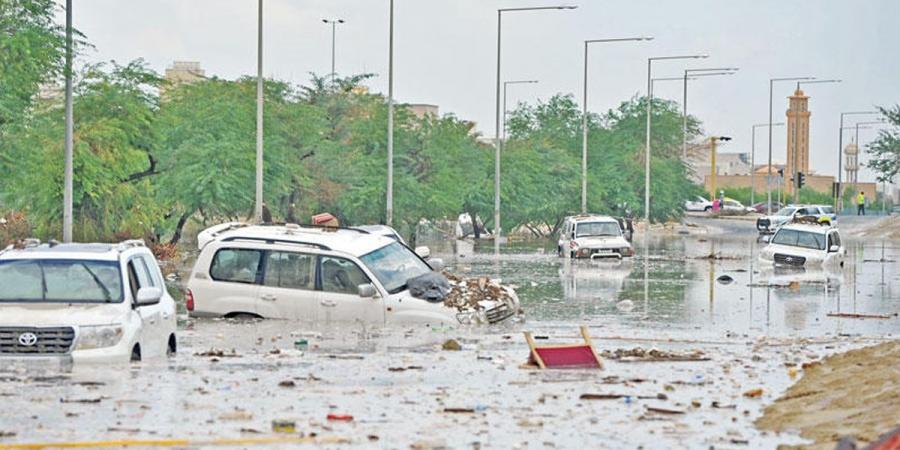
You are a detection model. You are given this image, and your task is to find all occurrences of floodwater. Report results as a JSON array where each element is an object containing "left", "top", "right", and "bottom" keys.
[{"left": 1, "top": 218, "right": 898, "bottom": 449}]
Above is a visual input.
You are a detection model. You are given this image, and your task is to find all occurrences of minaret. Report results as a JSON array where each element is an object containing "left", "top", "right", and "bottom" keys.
[{"left": 785, "top": 88, "right": 810, "bottom": 193}]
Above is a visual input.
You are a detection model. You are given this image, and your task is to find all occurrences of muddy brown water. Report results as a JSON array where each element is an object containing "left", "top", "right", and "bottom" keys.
[{"left": 1, "top": 218, "right": 898, "bottom": 448}]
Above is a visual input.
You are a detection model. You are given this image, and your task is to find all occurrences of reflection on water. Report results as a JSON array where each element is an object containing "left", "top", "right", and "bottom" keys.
[{"left": 437, "top": 232, "right": 900, "bottom": 338}]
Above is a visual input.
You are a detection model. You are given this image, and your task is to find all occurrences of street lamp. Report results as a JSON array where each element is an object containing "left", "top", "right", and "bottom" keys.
[
  {"left": 494, "top": 5, "right": 577, "bottom": 243},
  {"left": 63, "top": 0, "right": 73, "bottom": 242},
  {"left": 751, "top": 122, "right": 784, "bottom": 206},
  {"left": 322, "top": 18, "right": 345, "bottom": 85},
  {"left": 644, "top": 54, "right": 708, "bottom": 222},
  {"left": 387, "top": 0, "right": 394, "bottom": 226},
  {"left": 836, "top": 111, "right": 880, "bottom": 212},
  {"left": 254, "top": 0, "right": 264, "bottom": 223},
  {"left": 580, "top": 36, "right": 652, "bottom": 214},
  {"left": 681, "top": 67, "right": 738, "bottom": 158},
  {"left": 765, "top": 76, "right": 814, "bottom": 215},
  {"left": 503, "top": 80, "right": 538, "bottom": 143},
  {"left": 708, "top": 136, "right": 732, "bottom": 201},
  {"left": 788, "top": 79, "right": 841, "bottom": 203}
]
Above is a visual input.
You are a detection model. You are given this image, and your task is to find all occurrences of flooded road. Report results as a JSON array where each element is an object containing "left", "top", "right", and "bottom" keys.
[{"left": 1, "top": 218, "right": 898, "bottom": 449}]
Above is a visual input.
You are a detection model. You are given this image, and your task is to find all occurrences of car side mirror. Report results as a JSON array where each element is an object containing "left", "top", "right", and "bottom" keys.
[
  {"left": 414, "top": 246, "right": 431, "bottom": 259},
  {"left": 829, "top": 245, "right": 839, "bottom": 253},
  {"left": 428, "top": 258, "right": 444, "bottom": 272},
  {"left": 135, "top": 287, "right": 162, "bottom": 306},
  {"left": 357, "top": 283, "right": 377, "bottom": 298}
]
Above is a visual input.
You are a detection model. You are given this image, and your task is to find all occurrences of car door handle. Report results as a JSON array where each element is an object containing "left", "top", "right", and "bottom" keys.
[
  {"left": 320, "top": 299, "right": 337, "bottom": 307},
  {"left": 261, "top": 294, "right": 277, "bottom": 301}
]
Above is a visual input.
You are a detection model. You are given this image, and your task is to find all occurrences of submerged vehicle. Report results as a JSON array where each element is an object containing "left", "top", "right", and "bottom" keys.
[
  {"left": 756, "top": 205, "right": 836, "bottom": 233},
  {"left": 187, "top": 223, "right": 519, "bottom": 325},
  {"left": 558, "top": 215, "right": 634, "bottom": 259},
  {"left": 0, "top": 240, "right": 177, "bottom": 365},
  {"left": 758, "top": 223, "right": 845, "bottom": 268}
]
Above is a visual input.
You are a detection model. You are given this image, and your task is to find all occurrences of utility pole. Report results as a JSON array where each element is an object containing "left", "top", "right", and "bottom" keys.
[
  {"left": 63, "top": 0, "right": 73, "bottom": 242},
  {"left": 386, "top": 0, "right": 394, "bottom": 226},
  {"left": 254, "top": 0, "right": 264, "bottom": 223}
]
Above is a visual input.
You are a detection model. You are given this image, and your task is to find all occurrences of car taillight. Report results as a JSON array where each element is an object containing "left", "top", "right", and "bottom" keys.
[{"left": 185, "top": 289, "right": 194, "bottom": 311}]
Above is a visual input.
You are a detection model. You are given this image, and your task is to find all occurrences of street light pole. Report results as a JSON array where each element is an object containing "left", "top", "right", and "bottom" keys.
[
  {"left": 644, "top": 54, "right": 708, "bottom": 222},
  {"left": 386, "top": 0, "right": 394, "bottom": 226},
  {"left": 837, "top": 111, "right": 880, "bottom": 213},
  {"left": 322, "top": 18, "right": 345, "bottom": 85},
  {"left": 254, "top": 0, "right": 264, "bottom": 223},
  {"left": 581, "top": 36, "right": 651, "bottom": 214},
  {"left": 503, "top": 80, "right": 538, "bottom": 143},
  {"left": 708, "top": 136, "right": 732, "bottom": 201},
  {"left": 494, "top": 5, "right": 576, "bottom": 244},
  {"left": 681, "top": 67, "right": 738, "bottom": 159},
  {"left": 63, "top": 0, "right": 73, "bottom": 242},
  {"left": 751, "top": 122, "right": 784, "bottom": 207},
  {"left": 766, "top": 76, "right": 814, "bottom": 215}
]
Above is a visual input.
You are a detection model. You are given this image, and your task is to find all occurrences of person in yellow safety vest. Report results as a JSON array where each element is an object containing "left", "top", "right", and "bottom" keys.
[{"left": 857, "top": 192, "right": 866, "bottom": 216}]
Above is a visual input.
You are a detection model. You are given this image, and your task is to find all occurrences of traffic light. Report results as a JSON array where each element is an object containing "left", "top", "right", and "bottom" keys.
[{"left": 796, "top": 171, "right": 806, "bottom": 189}]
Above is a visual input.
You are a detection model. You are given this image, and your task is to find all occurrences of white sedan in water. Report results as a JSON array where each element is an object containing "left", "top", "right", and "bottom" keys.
[
  {"left": 684, "top": 195, "right": 713, "bottom": 212},
  {"left": 759, "top": 224, "right": 845, "bottom": 268}
]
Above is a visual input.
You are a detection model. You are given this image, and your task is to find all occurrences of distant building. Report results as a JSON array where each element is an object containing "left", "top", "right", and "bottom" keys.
[
  {"left": 685, "top": 141, "right": 751, "bottom": 184},
  {"left": 161, "top": 61, "right": 205, "bottom": 97},
  {"left": 406, "top": 104, "right": 439, "bottom": 120}
]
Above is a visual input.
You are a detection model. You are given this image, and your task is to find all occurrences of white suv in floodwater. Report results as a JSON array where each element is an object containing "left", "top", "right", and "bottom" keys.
[
  {"left": 758, "top": 224, "right": 846, "bottom": 268},
  {"left": 0, "top": 240, "right": 177, "bottom": 365},
  {"left": 558, "top": 215, "right": 634, "bottom": 259},
  {"left": 186, "top": 223, "right": 518, "bottom": 325}
]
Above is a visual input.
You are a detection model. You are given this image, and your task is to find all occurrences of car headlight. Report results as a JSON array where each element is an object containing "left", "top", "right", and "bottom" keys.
[{"left": 76, "top": 325, "right": 124, "bottom": 350}]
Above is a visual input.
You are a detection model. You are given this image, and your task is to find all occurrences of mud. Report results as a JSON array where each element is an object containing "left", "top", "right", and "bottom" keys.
[{"left": 756, "top": 340, "right": 900, "bottom": 450}]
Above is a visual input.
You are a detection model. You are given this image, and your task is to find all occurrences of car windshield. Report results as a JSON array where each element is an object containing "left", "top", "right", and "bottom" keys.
[
  {"left": 576, "top": 222, "right": 621, "bottom": 237},
  {"left": 359, "top": 242, "right": 432, "bottom": 294},
  {"left": 0, "top": 259, "right": 124, "bottom": 303},
  {"left": 771, "top": 229, "right": 826, "bottom": 250},
  {"left": 774, "top": 207, "right": 796, "bottom": 217}
]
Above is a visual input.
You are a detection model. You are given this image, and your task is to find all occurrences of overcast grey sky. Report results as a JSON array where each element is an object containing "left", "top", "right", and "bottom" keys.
[{"left": 58, "top": 0, "right": 899, "bottom": 182}]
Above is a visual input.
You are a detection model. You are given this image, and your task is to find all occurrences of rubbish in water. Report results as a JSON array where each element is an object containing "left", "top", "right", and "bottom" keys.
[
  {"left": 278, "top": 380, "right": 296, "bottom": 388},
  {"left": 388, "top": 366, "right": 424, "bottom": 372},
  {"left": 524, "top": 326, "right": 603, "bottom": 369},
  {"left": 443, "top": 408, "right": 475, "bottom": 414},
  {"left": 580, "top": 393, "right": 666, "bottom": 401},
  {"left": 442, "top": 339, "right": 462, "bottom": 351},
  {"left": 788, "top": 367, "right": 799, "bottom": 379},
  {"left": 600, "top": 347, "right": 708, "bottom": 362},
  {"left": 219, "top": 410, "right": 253, "bottom": 421},
  {"left": 711, "top": 401, "right": 737, "bottom": 409},
  {"left": 443, "top": 272, "right": 519, "bottom": 317},
  {"left": 645, "top": 406, "right": 685, "bottom": 415},
  {"left": 294, "top": 339, "right": 309, "bottom": 350},
  {"left": 194, "top": 348, "right": 240, "bottom": 358},
  {"left": 271, "top": 420, "right": 296, "bottom": 433},
  {"left": 59, "top": 398, "right": 102, "bottom": 404},
  {"left": 0, "top": 431, "right": 16, "bottom": 438},
  {"left": 716, "top": 275, "right": 734, "bottom": 284},
  {"left": 826, "top": 312, "right": 893, "bottom": 320},
  {"left": 743, "top": 388, "right": 764, "bottom": 398},
  {"left": 326, "top": 414, "right": 354, "bottom": 422}
]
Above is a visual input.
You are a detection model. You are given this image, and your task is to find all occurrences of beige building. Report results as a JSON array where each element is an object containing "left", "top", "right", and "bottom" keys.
[
  {"left": 685, "top": 141, "right": 751, "bottom": 184},
  {"left": 406, "top": 104, "right": 439, "bottom": 120},
  {"left": 161, "top": 61, "right": 205, "bottom": 97}
]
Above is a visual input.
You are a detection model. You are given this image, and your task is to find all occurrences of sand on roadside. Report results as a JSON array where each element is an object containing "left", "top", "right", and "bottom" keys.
[{"left": 756, "top": 340, "right": 900, "bottom": 449}]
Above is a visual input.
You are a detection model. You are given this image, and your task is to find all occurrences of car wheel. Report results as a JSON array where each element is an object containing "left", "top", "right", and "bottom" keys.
[
  {"left": 130, "top": 344, "right": 141, "bottom": 362},
  {"left": 167, "top": 335, "right": 177, "bottom": 357},
  {"left": 226, "top": 312, "right": 263, "bottom": 320}
]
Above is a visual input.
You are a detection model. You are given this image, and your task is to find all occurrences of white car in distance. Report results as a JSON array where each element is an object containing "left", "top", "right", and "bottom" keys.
[
  {"left": 758, "top": 224, "right": 845, "bottom": 268},
  {"left": 0, "top": 240, "right": 177, "bottom": 365},
  {"left": 186, "top": 223, "right": 518, "bottom": 325},
  {"left": 684, "top": 195, "right": 713, "bottom": 212}
]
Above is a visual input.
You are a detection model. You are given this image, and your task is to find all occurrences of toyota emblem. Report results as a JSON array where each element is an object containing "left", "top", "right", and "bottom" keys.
[
  {"left": 785, "top": 256, "right": 793, "bottom": 262},
  {"left": 17, "top": 332, "right": 38, "bottom": 347}
]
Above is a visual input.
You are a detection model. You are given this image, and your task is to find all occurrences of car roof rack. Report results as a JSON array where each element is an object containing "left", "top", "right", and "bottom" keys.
[
  {"left": 117, "top": 239, "right": 146, "bottom": 251},
  {"left": 220, "top": 236, "right": 333, "bottom": 251}
]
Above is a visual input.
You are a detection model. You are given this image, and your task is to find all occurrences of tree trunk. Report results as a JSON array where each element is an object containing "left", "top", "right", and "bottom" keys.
[{"left": 168, "top": 212, "right": 191, "bottom": 245}]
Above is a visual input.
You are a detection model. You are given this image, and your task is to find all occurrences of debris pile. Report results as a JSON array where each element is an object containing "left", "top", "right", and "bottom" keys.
[
  {"left": 600, "top": 347, "right": 709, "bottom": 362},
  {"left": 443, "top": 272, "right": 518, "bottom": 313}
]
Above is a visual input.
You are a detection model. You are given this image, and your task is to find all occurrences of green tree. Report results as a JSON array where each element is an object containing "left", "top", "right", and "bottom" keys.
[
  {"left": 866, "top": 105, "right": 900, "bottom": 183},
  {"left": 1, "top": 61, "right": 163, "bottom": 240}
]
